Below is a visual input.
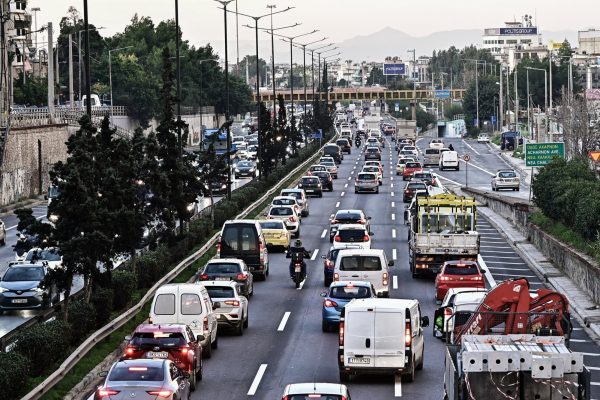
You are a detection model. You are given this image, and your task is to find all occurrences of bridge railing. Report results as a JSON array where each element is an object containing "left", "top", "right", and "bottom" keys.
[{"left": 253, "top": 88, "right": 466, "bottom": 103}]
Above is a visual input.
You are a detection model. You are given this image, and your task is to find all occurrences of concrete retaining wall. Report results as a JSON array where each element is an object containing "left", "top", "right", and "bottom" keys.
[{"left": 0, "top": 125, "right": 75, "bottom": 207}]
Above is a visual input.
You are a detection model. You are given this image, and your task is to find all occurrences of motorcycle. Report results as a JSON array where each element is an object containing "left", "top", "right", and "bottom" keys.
[
  {"left": 355, "top": 139, "right": 362, "bottom": 148},
  {"left": 286, "top": 250, "right": 309, "bottom": 288}
]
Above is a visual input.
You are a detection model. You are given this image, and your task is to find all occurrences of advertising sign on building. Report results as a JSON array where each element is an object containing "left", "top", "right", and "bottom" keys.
[
  {"left": 499, "top": 27, "right": 538, "bottom": 35},
  {"left": 434, "top": 90, "right": 451, "bottom": 99},
  {"left": 383, "top": 63, "right": 406, "bottom": 76},
  {"left": 525, "top": 142, "right": 565, "bottom": 167}
]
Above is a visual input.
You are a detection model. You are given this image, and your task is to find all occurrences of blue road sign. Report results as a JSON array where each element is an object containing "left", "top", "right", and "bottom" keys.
[
  {"left": 434, "top": 90, "right": 451, "bottom": 99},
  {"left": 383, "top": 63, "right": 406, "bottom": 76},
  {"left": 308, "top": 130, "right": 323, "bottom": 139},
  {"left": 491, "top": 115, "right": 497, "bottom": 124}
]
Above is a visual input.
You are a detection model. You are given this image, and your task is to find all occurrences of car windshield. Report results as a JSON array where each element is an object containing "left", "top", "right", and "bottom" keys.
[
  {"left": 445, "top": 264, "right": 480, "bottom": 275},
  {"left": 315, "top": 172, "right": 329, "bottom": 179},
  {"left": 301, "top": 178, "right": 319, "bottom": 184},
  {"left": 357, "top": 173, "right": 376, "bottom": 180},
  {"left": 3, "top": 266, "right": 44, "bottom": 282},
  {"left": 270, "top": 207, "right": 293, "bottom": 216},
  {"left": 420, "top": 213, "right": 474, "bottom": 233},
  {"left": 238, "top": 161, "right": 254, "bottom": 168},
  {"left": 131, "top": 332, "right": 186, "bottom": 348},
  {"left": 335, "top": 212, "right": 362, "bottom": 222},
  {"left": 282, "top": 191, "right": 301, "bottom": 200},
  {"left": 321, "top": 161, "right": 335, "bottom": 166},
  {"left": 338, "top": 229, "right": 367, "bottom": 242},
  {"left": 367, "top": 148, "right": 379, "bottom": 153},
  {"left": 363, "top": 167, "right": 379, "bottom": 173},
  {"left": 407, "top": 183, "right": 427, "bottom": 190},
  {"left": 25, "top": 249, "right": 61, "bottom": 262},
  {"left": 337, "top": 140, "right": 348, "bottom": 145},
  {"left": 339, "top": 256, "right": 382, "bottom": 271},
  {"left": 206, "top": 286, "right": 236, "bottom": 298},
  {"left": 310, "top": 166, "right": 326, "bottom": 171},
  {"left": 204, "top": 263, "right": 240, "bottom": 274},
  {"left": 108, "top": 365, "right": 164, "bottom": 382},
  {"left": 274, "top": 198, "right": 295, "bottom": 206},
  {"left": 406, "top": 162, "right": 421, "bottom": 168},
  {"left": 498, "top": 171, "right": 517, "bottom": 178},
  {"left": 330, "top": 285, "right": 372, "bottom": 299},
  {"left": 413, "top": 173, "right": 431, "bottom": 180},
  {"left": 260, "top": 221, "right": 285, "bottom": 230}
]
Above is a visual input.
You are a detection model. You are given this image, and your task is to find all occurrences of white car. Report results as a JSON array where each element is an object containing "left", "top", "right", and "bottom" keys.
[
  {"left": 396, "top": 156, "right": 415, "bottom": 175},
  {"left": 491, "top": 169, "right": 520, "bottom": 191},
  {"left": 361, "top": 166, "right": 382, "bottom": 185},
  {"left": 271, "top": 196, "right": 302, "bottom": 219},
  {"left": 203, "top": 280, "right": 249, "bottom": 336},
  {"left": 281, "top": 383, "right": 351, "bottom": 399},
  {"left": 364, "top": 160, "right": 384, "bottom": 177},
  {"left": 267, "top": 205, "right": 301, "bottom": 237},
  {"left": 332, "top": 224, "right": 372, "bottom": 250},
  {"left": 433, "top": 288, "right": 487, "bottom": 341},
  {"left": 402, "top": 145, "right": 418, "bottom": 157},
  {"left": 477, "top": 134, "right": 490, "bottom": 143},
  {"left": 23, "top": 247, "right": 63, "bottom": 269},
  {"left": 429, "top": 139, "right": 445, "bottom": 149}
]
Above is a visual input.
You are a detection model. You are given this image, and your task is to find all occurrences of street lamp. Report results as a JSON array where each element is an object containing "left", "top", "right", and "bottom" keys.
[
  {"left": 322, "top": 53, "right": 341, "bottom": 104},
  {"left": 31, "top": 7, "right": 40, "bottom": 77},
  {"left": 316, "top": 47, "right": 339, "bottom": 100},
  {"left": 308, "top": 43, "right": 334, "bottom": 99},
  {"left": 293, "top": 37, "right": 327, "bottom": 120},
  {"left": 198, "top": 59, "right": 217, "bottom": 147},
  {"left": 109, "top": 45, "right": 133, "bottom": 124}
]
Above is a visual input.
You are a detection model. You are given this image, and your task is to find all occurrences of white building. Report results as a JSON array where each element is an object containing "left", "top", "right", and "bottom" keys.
[
  {"left": 579, "top": 29, "right": 600, "bottom": 56},
  {"left": 482, "top": 15, "right": 542, "bottom": 63}
]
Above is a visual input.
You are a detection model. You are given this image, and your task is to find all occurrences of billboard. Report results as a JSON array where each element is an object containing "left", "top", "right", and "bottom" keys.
[
  {"left": 525, "top": 142, "right": 565, "bottom": 167},
  {"left": 434, "top": 90, "right": 451, "bottom": 99},
  {"left": 500, "top": 27, "right": 538, "bottom": 35},
  {"left": 383, "top": 63, "right": 406, "bottom": 76}
]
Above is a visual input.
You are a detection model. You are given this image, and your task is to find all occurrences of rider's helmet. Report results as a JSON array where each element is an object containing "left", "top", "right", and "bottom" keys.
[{"left": 295, "top": 239, "right": 302, "bottom": 247}]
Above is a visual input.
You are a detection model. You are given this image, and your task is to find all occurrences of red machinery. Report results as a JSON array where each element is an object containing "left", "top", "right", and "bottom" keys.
[{"left": 453, "top": 278, "right": 570, "bottom": 344}]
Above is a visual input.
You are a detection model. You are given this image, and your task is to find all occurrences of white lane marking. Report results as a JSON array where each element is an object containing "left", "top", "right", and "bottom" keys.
[
  {"left": 353, "top": 166, "right": 356, "bottom": 170},
  {"left": 391, "top": 214, "right": 396, "bottom": 221},
  {"left": 390, "top": 192, "right": 394, "bottom": 197},
  {"left": 391, "top": 201, "right": 395, "bottom": 207},
  {"left": 247, "top": 364, "right": 268, "bottom": 395},
  {"left": 462, "top": 139, "right": 482, "bottom": 156},
  {"left": 582, "top": 352, "right": 600, "bottom": 357},
  {"left": 491, "top": 273, "right": 537, "bottom": 278},
  {"left": 569, "top": 339, "right": 589, "bottom": 343},
  {"left": 390, "top": 176, "right": 394, "bottom": 181},
  {"left": 350, "top": 170, "right": 354, "bottom": 175},
  {"left": 311, "top": 249, "right": 319, "bottom": 260},
  {"left": 341, "top": 192, "right": 345, "bottom": 197},
  {"left": 335, "top": 201, "right": 340, "bottom": 208},
  {"left": 347, "top": 177, "right": 351, "bottom": 181},
  {"left": 487, "top": 266, "right": 530, "bottom": 271},
  {"left": 478, "top": 254, "right": 497, "bottom": 287},
  {"left": 393, "top": 275, "right": 398, "bottom": 289},
  {"left": 7, "top": 215, "right": 45, "bottom": 230},
  {"left": 390, "top": 183, "right": 394, "bottom": 188},
  {"left": 479, "top": 245, "right": 512, "bottom": 249},
  {"left": 459, "top": 159, "right": 495, "bottom": 176},
  {"left": 277, "top": 312, "right": 291, "bottom": 331},
  {"left": 486, "top": 255, "right": 522, "bottom": 259},
  {"left": 392, "top": 249, "right": 397, "bottom": 260},
  {"left": 392, "top": 229, "right": 396, "bottom": 238},
  {"left": 484, "top": 261, "right": 527, "bottom": 265},
  {"left": 321, "top": 229, "right": 327, "bottom": 239},
  {"left": 344, "top": 183, "right": 348, "bottom": 188},
  {"left": 395, "top": 374, "right": 402, "bottom": 397},
  {"left": 436, "top": 175, "right": 462, "bottom": 187}
]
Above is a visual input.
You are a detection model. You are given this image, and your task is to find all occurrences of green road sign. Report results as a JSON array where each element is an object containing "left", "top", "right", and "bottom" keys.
[{"left": 525, "top": 142, "right": 565, "bottom": 167}]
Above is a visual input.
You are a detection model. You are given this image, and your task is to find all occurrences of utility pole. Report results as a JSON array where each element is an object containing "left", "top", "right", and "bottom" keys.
[
  {"left": 175, "top": 0, "right": 182, "bottom": 156},
  {"left": 499, "top": 65, "right": 504, "bottom": 130},
  {"left": 83, "top": 0, "right": 92, "bottom": 117},
  {"left": 267, "top": 4, "right": 276, "bottom": 123},
  {"left": 47, "top": 22, "right": 55, "bottom": 119},
  {"left": 549, "top": 53, "right": 553, "bottom": 110},
  {"left": 31, "top": 7, "right": 40, "bottom": 78},
  {"left": 68, "top": 33, "right": 74, "bottom": 108},
  {"left": 514, "top": 68, "right": 519, "bottom": 137}
]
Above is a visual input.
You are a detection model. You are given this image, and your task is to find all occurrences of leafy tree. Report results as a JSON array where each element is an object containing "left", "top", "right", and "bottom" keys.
[
  {"left": 257, "top": 101, "right": 275, "bottom": 177},
  {"left": 197, "top": 136, "right": 228, "bottom": 223},
  {"left": 430, "top": 46, "right": 498, "bottom": 89},
  {"left": 13, "top": 73, "right": 48, "bottom": 106},
  {"left": 416, "top": 109, "right": 436, "bottom": 131},
  {"left": 241, "top": 55, "right": 267, "bottom": 86},
  {"left": 444, "top": 104, "right": 464, "bottom": 120},
  {"left": 367, "top": 67, "right": 384, "bottom": 86},
  {"left": 463, "top": 74, "right": 499, "bottom": 128}
]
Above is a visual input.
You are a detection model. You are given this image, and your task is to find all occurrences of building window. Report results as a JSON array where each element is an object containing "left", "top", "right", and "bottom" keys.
[
  {"left": 16, "top": 53, "right": 23, "bottom": 63},
  {"left": 521, "top": 39, "right": 531, "bottom": 44},
  {"left": 507, "top": 40, "right": 518, "bottom": 44},
  {"left": 498, "top": 40, "right": 505, "bottom": 44},
  {"left": 16, "top": 28, "right": 27, "bottom": 37},
  {"left": 15, "top": 1, "right": 26, "bottom": 10}
]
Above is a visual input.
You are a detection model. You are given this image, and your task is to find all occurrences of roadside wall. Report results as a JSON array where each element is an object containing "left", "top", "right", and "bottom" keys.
[{"left": 0, "top": 125, "right": 75, "bottom": 207}]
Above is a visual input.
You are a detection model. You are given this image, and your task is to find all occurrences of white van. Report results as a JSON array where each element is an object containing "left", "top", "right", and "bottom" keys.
[
  {"left": 333, "top": 249, "right": 393, "bottom": 297},
  {"left": 423, "top": 148, "right": 446, "bottom": 167},
  {"left": 149, "top": 283, "right": 219, "bottom": 358},
  {"left": 338, "top": 298, "right": 429, "bottom": 382},
  {"left": 439, "top": 150, "right": 459, "bottom": 171}
]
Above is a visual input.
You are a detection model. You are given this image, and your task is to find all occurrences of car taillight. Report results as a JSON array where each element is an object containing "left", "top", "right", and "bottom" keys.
[
  {"left": 334, "top": 273, "right": 339, "bottom": 281},
  {"left": 358, "top": 218, "right": 366, "bottom": 224},
  {"left": 125, "top": 346, "right": 136, "bottom": 356},
  {"left": 405, "top": 189, "right": 410, "bottom": 193},
  {"left": 331, "top": 219, "right": 338, "bottom": 224},
  {"left": 339, "top": 321, "right": 345, "bottom": 345},
  {"left": 180, "top": 346, "right": 190, "bottom": 355},
  {"left": 147, "top": 390, "right": 173, "bottom": 398},
  {"left": 216, "top": 240, "right": 221, "bottom": 255},
  {"left": 472, "top": 276, "right": 483, "bottom": 281},
  {"left": 439, "top": 276, "right": 451, "bottom": 281},
  {"left": 334, "top": 235, "right": 341, "bottom": 242},
  {"left": 236, "top": 273, "right": 247, "bottom": 280},
  {"left": 329, "top": 177, "right": 332, "bottom": 182},
  {"left": 363, "top": 234, "right": 370, "bottom": 241},
  {"left": 225, "top": 300, "right": 240, "bottom": 306},
  {"left": 260, "top": 242, "right": 265, "bottom": 263},
  {"left": 444, "top": 308, "right": 452, "bottom": 316},
  {"left": 324, "top": 299, "right": 338, "bottom": 308},
  {"left": 199, "top": 274, "right": 209, "bottom": 280},
  {"left": 405, "top": 321, "right": 412, "bottom": 347},
  {"left": 97, "top": 389, "right": 120, "bottom": 398},
  {"left": 325, "top": 260, "right": 333, "bottom": 268},
  {"left": 289, "top": 216, "right": 296, "bottom": 223},
  {"left": 203, "top": 316, "right": 209, "bottom": 333},
  {"left": 383, "top": 272, "right": 389, "bottom": 286}
]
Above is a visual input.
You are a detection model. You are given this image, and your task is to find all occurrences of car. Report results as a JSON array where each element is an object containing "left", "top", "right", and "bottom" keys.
[
  {"left": 477, "top": 133, "right": 490, "bottom": 143},
  {"left": 297, "top": 176, "right": 323, "bottom": 197},
  {"left": 196, "top": 258, "right": 254, "bottom": 297},
  {"left": 332, "top": 224, "right": 372, "bottom": 250},
  {"left": 399, "top": 149, "right": 417, "bottom": 158},
  {"left": 382, "top": 125, "right": 396, "bottom": 135},
  {"left": 361, "top": 165, "right": 382, "bottom": 185},
  {"left": 402, "top": 145, "right": 418, "bottom": 157},
  {"left": 234, "top": 160, "right": 257, "bottom": 178},
  {"left": 94, "top": 359, "right": 191, "bottom": 400},
  {"left": 365, "top": 137, "right": 381, "bottom": 149},
  {"left": 403, "top": 190, "right": 429, "bottom": 224},
  {"left": 434, "top": 260, "right": 485, "bottom": 302},
  {"left": 281, "top": 383, "right": 352, "bottom": 400},
  {"left": 412, "top": 171, "right": 436, "bottom": 187},
  {"left": 0, "top": 218, "right": 5, "bottom": 246},
  {"left": 246, "top": 144, "right": 258, "bottom": 159},
  {"left": 271, "top": 196, "right": 302, "bottom": 218},
  {"left": 319, "top": 156, "right": 336, "bottom": 165},
  {"left": 319, "top": 159, "right": 338, "bottom": 178},
  {"left": 321, "top": 281, "right": 377, "bottom": 332},
  {"left": 364, "top": 160, "right": 384, "bottom": 177},
  {"left": 491, "top": 169, "right": 520, "bottom": 191},
  {"left": 329, "top": 209, "right": 371, "bottom": 243},
  {"left": 364, "top": 146, "right": 381, "bottom": 160},
  {"left": 122, "top": 323, "right": 203, "bottom": 390},
  {"left": 267, "top": 205, "right": 301, "bottom": 237},
  {"left": 402, "top": 161, "right": 423, "bottom": 181},
  {"left": 354, "top": 172, "right": 379, "bottom": 194},
  {"left": 258, "top": 219, "right": 291, "bottom": 251},
  {"left": 22, "top": 247, "right": 62, "bottom": 269},
  {"left": 217, "top": 220, "right": 269, "bottom": 280},
  {"left": 205, "top": 175, "right": 228, "bottom": 194},
  {"left": 439, "top": 150, "right": 460, "bottom": 171},
  {"left": 395, "top": 156, "right": 415, "bottom": 176},
  {"left": 430, "top": 138, "right": 445, "bottom": 149},
  {"left": 313, "top": 170, "right": 334, "bottom": 191},
  {"left": 336, "top": 138, "right": 352, "bottom": 154},
  {"left": 280, "top": 188, "right": 309, "bottom": 217},
  {"left": 321, "top": 245, "right": 362, "bottom": 287},
  {"left": 403, "top": 180, "right": 428, "bottom": 203},
  {"left": 307, "top": 164, "right": 327, "bottom": 176},
  {"left": 433, "top": 288, "right": 487, "bottom": 340},
  {"left": 0, "top": 263, "right": 59, "bottom": 313},
  {"left": 203, "top": 280, "right": 249, "bottom": 336},
  {"left": 333, "top": 249, "right": 393, "bottom": 297}
]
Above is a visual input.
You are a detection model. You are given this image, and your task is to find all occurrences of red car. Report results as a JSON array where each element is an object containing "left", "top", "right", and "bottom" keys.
[
  {"left": 435, "top": 261, "right": 485, "bottom": 302},
  {"left": 122, "top": 323, "right": 203, "bottom": 390},
  {"left": 402, "top": 161, "right": 423, "bottom": 181}
]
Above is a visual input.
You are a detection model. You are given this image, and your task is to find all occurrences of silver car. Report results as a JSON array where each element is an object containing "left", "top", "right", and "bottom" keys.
[
  {"left": 491, "top": 169, "right": 520, "bottom": 191},
  {"left": 95, "top": 359, "right": 191, "bottom": 399},
  {"left": 281, "top": 383, "right": 351, "bottom": 400},
  {"left": 0, "top": 218, "right": 5, "bottom": 246},
  {"left": 354, "top": 172, "right": 379, "bottom": 194}
]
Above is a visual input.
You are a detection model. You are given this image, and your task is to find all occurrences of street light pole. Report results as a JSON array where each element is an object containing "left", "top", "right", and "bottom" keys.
[
  {"left": 293, "top": 37, "right": 327, "bottom": 121},
  {"left": 83, "top": 0, "right": 92, "bottom": 116},
  {"left": 175, "top": 0, "right": 183, "bottom": 156},
  {"left": 109, "top": 46, "right": 133, "bottom": 125},
  {"left": 308, "top": 43, "right": 333, "bottom": 102},
  {"left": 525, "top": 66, "right": 548, "bottom": 142}
]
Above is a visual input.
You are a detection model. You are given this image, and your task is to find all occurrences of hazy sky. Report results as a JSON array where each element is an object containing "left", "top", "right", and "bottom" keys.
[{"left": 30, "top": 0, "right": 600, "bottom": 59}]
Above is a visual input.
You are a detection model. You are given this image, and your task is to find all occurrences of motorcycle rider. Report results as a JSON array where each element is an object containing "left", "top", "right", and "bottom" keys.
[
  {"left": 13, "top": 234, "right": 32, "bottom": 257},
  {"left": 288, "top": 239, "right": 310, "bottom": 279},
  {"left": 355, "top": 136, "right": 362, "bottom": 148},
  {"left": 448, "top": 143, "right": 454, "bottom": 151}
]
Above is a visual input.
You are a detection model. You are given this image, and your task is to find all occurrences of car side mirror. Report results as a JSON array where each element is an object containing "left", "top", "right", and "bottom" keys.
[
  {"left": 320, "top": 291, "right": 327, "bottom": 297},
  {"left": 196, "top": 334, "right": 205, "bottom": 342},
  {"left": 369, "top": 232, "right": 374, "bottom": 236},
  {"left": 44, "top": 195, "right": 48, "bottom": 200},
  {"left": 124, "top": 335, "right": 131, "bottom": 341},
  {"left": 480, "top": 269, "right": 487, "bottom": 273},
  {"left": 367, "top": 216, "right": 372, "bottom": 220},
  {"left": 98, "top": 370, "right": 108, "bottom": 378},
  {"left": 321, "top": 255, "right": 326, "bottom": 259},
  {"left": 212, "top": 302, "right": 221, "bottom": 309},
  {"left": 388, "top": 260, "right": 395, "bottom": 267},
  {"left": 421, "top": 316, "right": 430, "bottom": 327}
]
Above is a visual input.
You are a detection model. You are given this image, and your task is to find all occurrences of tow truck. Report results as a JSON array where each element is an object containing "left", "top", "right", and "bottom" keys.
[
  {"left": 443, "top": 278, "right": 591, "bottom": 400},
  {"left": 407, "top": 194, "right": 479, "bottom": 278}
]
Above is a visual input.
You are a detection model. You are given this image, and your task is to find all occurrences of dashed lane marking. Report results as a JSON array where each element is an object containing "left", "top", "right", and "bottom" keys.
[
  {"left": 247, "top": 364, "right": 268, "bottom": 395},
  {"left": 321, "top": 229, "right": 327, "bottom": 239},
  {"left": 310, "top": 249, "right": 319, "bottom": 260},
  {"left": 393, "top": 275, "right": 398, "bottom": 289},
  {"left": 392, "top": 229, "right": 396, "bottom": 238},
  {"left": 277, "top": 312, "right": 291, "bottom": 331}
]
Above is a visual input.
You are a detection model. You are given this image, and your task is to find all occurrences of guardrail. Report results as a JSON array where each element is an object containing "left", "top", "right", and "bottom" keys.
[{"left": 21, "top": 130, "right": 337, "bottom": 400}]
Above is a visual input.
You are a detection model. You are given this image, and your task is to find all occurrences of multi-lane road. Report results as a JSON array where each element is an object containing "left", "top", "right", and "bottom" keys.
[{"left": 188, "top": 134, "right": 600, "bottom": 399}]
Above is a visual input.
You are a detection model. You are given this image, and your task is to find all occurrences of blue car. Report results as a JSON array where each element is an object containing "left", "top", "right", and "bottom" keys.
[
  {"left": 321, "top": 245, "right": 362, "bottom": 287},
  {"left": 321, "top": 281, "right": 376, "bottom": 332}
]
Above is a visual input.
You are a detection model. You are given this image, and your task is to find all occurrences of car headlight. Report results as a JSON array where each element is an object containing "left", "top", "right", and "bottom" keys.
[
  {"left": 187, "top": 203, "right": 195, "bottom": 212},
  {"left": 34, "top": 287, "right": 44, "bottom": 293},
  {"left": 49, "top": 214, "right": 59, "bottom": 223},
  {"left": 235, "top": 168, "right": 240, "bottom": 173},
  {"left": 0, "top": 287, "right": 6, "bottom": 293},
  {"left": 221, "top": 184, "right": 226, "bottom": 189}
]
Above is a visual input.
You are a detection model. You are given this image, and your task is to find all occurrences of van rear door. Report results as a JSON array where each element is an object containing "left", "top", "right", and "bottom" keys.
[
  {"left": 374, "top": 309, "right": 405, "bottom": 368},
  {"left": 220, "top": 223, "right": 260, "bottom": 271},
  {"left": 344, "top": 309, "right": 375, "bottom": 368}
]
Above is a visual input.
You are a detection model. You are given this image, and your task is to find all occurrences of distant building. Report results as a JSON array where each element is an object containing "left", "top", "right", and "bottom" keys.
[
  {"left": 481, "top": 15, "right": 543, "bottom": 64},
  {"left": 578, "top": 29, "right": 600, "bottom": 56}
]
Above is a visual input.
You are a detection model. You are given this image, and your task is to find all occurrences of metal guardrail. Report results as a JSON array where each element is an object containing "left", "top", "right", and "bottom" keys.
[{"left": 21, "top": 130, "right": 337, "bottom": 400}]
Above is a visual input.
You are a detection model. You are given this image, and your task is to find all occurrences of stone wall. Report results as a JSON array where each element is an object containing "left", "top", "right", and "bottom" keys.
[{"left": 0, "top": 124, "right": 75, "bottom": 206}]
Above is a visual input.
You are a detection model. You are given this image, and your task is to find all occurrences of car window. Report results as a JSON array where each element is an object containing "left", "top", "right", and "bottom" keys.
[
  {"left": 407, "top": 183, "right": 427, "bottom": 190},
  {"left": 406, "top": 162, "right": 421, "bottom": 168},
  {"left": 260, "top": 221, "right": 285, "bottom": 230},
  {"left": 339, "top": 256, "right": 382, "bottom": 271},
  {"left": 338, "top": 229, "right": 367, "bottom": 242},
  {"left": 206, "top": 286, "right": 236, "bottom": 298},
  {"left": 335, "top": 212, "right": 361, "bottom": 221},
  {"left": 26, "top": 249, "right": 61, "bottom": 262},
  {"left": 498, "top": 171, "right": 517, "bottom": 178},
  {"left": 131, "top": 332, "right": 187, "bottom": 348},
  {"left": 445, "top": 264, "right": 480, "bottom": 275},
  {"left": 181, "top": 293, "right": 202, "bottom": 315},
  {"left": 270, "top": 207, "right": 293, "bottom": 216},
  {"left": 154, "top": 293, "right": 175, "bottom": 315},
  {"left": 357, "top": 173, "right": 376, "bottom": 180},
  {"left": 330, "top": 285, "right": 372, "bottom": 299},
  {"left": 3, "top": 266, "right": 45, "bottom": 281},
  {"left": 205, "top": 263, "right": 240, "bottom": 274},
  {"left": 108, "top": 365, "right": 164, "bottom": 382},
  {"left": 301, "top": 177, "right": 319, "bottom": 184}
]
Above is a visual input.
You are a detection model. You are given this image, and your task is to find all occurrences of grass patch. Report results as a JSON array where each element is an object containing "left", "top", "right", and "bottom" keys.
[
  {"left": 530, "top": 211, "right": 594, "bottom": 257},
  {"left": 491, "top": 134, "right": 501, "bottom": 146}
]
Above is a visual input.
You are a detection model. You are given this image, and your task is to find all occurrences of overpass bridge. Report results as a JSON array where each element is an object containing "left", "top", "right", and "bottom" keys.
[{"left": 252, "top": 88, "right": 466, "bottom": 103}]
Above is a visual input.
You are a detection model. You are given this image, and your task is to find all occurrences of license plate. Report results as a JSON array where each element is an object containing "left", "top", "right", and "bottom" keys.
[
  {"left": 305, "top": 189, "right": 314, "bottom": 193},
  {"left": 11, "top": 299, "right": 27, "bottom": 304},
  {"left": 294, "top": 266, "right": 302, "bottom": 272},
  {"left": 146, "top": 351, "right": 168, "bottom": 358},
  {"left": 215, "top": 277, "right": 229, "bottom": 281},
  {"left": 348, "top": 357, "right": 370, "bottom": 364}
]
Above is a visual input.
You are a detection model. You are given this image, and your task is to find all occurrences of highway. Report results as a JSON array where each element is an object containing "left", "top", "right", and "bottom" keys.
[{"left": 188, "top": 133, "right": 600, "bottom": 399}]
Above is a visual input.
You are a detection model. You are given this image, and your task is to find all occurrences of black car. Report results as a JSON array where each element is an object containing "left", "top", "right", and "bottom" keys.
[
  {"left": 0, "top": 264, "right": 59, "bottom": 313},
  {"left": 336, "top": 138, "right": 352, "bottom": 154},
  {"left": 313, "top": 171, "right": 334, "bottom": 191},
  {"left": 364, "top": 146, "right": 382, "bottom": 160},
  {"left": 329, "top": 209, "right": 371, "bottom": 242},
  {"left": 235, "top": 161, "right": 257, "bottom": 179},
  {"left": 323, "top": 144, "right": 343, "bottom": 164},
  {"left": 297, "top": 176, "right": 323, "bottom": 197}
]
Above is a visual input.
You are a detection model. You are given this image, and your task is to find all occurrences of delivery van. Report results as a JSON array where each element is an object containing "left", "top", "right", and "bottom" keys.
[
  {"left": 439, "top": 150, "right": 459, "bottom": 171},
  {"left": 338, "top": 298, "right": 429, "bottom": 382}
]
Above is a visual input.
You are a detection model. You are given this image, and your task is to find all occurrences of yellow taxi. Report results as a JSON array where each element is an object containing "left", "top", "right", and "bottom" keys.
[{"left": 259, "top": 219, "right": 291, "bottom": 250}]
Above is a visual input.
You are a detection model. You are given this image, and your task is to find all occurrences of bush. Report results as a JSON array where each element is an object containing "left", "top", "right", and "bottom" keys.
[
  {"left": 575, "top": 192, "right": 600, "bottom": 240},
  {"left": 134, "top": 250, "right": 168, "bottom": 289},
  {"left": 112, "top": 270, "right": 138, "bottom": 309},
  {"left": 91, "top": 287, "right": 114, "bottom": 328},
  {"left": 67, "top": 300, "right": 96, "bottom": 344},
  {"left": 0, "top": 352, "right": 29, "bottom": 399},
  {"left": 14, "top": 319, "right": 70, "bottom": 376}
]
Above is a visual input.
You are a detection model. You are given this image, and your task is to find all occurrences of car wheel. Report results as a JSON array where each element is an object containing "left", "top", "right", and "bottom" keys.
[
  {"left": 235, "top": 319, "right": 244, "bottom": 336},
  {"left": 339, "top": 371, "right": 351, "bottom": 382},
  {"left": 211, "top": 332, "right": 219, "bottom": 349},
  {"left": 189, "top": 367, "right": 197, "bottom": 391},
  {"left": 249, "top": 284, "right": 254, "bottom": 297},
  {"left": 318, "top": 192, "right": 323, "bottom": 198},
  {"left": 355, "top": 189, "right": 358, "bottom": 194},
  {"left": 295, "top": 229, "right": 300, "bottom": 238},
  {"left": 196, "top": 360, "right": 203, "bottom": 381},
  {"left": 322, "top": 320, "right": 331, "bottom": 332},
  {"left": 516, "top": 187, "right": 520, "bottom": 191},
  {"left": 417, "top": 349, "right": 424, "bottom": 370},
  {"left": 375, "top": 188, "right": 379, "bottom": 194},
  {"left": 243, "top": 312, "right": 249, "bottom": 329},
  {"left": 203, "top": 340, "right": 213, "bottom": 358},
  {"left": 402, "top": 356, "right": 416, "bottom": 383}
]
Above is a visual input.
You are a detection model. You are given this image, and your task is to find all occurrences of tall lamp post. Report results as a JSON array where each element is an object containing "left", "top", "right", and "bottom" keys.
[
  {"left": 293, "top": 37, "right": 327, "bottom": 118},
  {"left": 463, "top": 59, "right": 486, "bottom": 128},
  {"left": 308, "top": 43, "right": 334, "bottom": 100},
  {"left": 322, "top": 54, "right": 341, "bottom": 105},
  {"left": 198, "top": 59, "right": 217, "bottom": 148},
  {"left": 83, "top": 0, "right": 92, "bottom": 116},
  {"left": 316, "top": 47, "right": 339, "bottom": 101},
  {"left": 108, "top": 46, "right": 133, "bottom": 124}
]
